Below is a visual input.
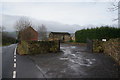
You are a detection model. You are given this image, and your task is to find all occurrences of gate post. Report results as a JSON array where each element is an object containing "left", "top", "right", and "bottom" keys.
[
  {"left": 86, "top": 38, "right": 93, "bottom": 52},
  {"left": 58, "top": 40, "right": 60, "bottom": 51}
]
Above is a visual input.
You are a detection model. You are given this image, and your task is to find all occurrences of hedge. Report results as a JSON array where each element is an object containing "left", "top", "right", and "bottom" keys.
[{"left": 75, "top": 26, "right": 120, "bottom": 43}]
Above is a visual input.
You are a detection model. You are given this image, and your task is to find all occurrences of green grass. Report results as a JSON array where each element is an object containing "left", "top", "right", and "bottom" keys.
[{"left": 2, "top": 43, "right": 13, "bottom": 46}]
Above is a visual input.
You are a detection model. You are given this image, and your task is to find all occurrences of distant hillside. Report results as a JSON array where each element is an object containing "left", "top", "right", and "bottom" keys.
[
  {"left": 1, "top": 14, "right": 83, "bottom": 33},
  {"left": 2, "top": 31, "right": 17, "bottom": 39},
  {"left": 2, "top": 32, "right": 17, "bottom": 45}
]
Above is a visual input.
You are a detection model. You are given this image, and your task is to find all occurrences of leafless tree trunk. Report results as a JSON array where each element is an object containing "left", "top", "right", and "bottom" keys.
[{"left": 38, "top": 24, "right": 47, "bottom": 41}]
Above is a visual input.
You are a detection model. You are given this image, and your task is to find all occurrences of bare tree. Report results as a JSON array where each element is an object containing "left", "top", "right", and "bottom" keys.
[
  {"left": 14, "top": 17, "right": 33, "bottom": 41},
  {"left": 0, "top": 25, "right": 6, "bottom": 32},
  {"left": 38, "top": 24, "right": 47, "bottom": 41},
  {"left": 0, "top": 25, "right": 6, "bottom": 34},
  {"left": 0, "top": 26, "right": 2, "bottom": 45},
  {"left": 109, "top": 1, "right": 119, "bottom": 11},
  {"left": 109, "top": 0, "right": 119, "bottom": 21},
  {"left": 108, "top": 0, "right": 120, "bottom": 28},
  {"left": 1, "top": 25, "right": 7, "bottom": 41},
  {"left": 0, "top": 26, "right": 2, "bottom": 33},
  {"left": 0, "top": 26, "right": 2, "bottom": 44},
  {"left": 14, "top": 17, "right": 32, "bottom": 32}
]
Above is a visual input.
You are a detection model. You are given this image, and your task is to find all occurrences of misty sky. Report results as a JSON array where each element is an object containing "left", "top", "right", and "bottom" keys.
[{"left": 0, "top": 0, "right": 118, "bottom": 26}]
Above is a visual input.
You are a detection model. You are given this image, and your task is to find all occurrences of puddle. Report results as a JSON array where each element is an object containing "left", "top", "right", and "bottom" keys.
[
  {"left": 79, "top": 63, "right": 91, "bottom": 67},
  {"left": 60, "top": 69, "right": 66, "bottom": 73},
  {"left": 69, "top": 59, "right": 91, "bottom": 67},
  {"left": 60, "top": 57, "right": 69, "bottom": 60},
  {"left": 69, "top": 59, "right": 75, "bottom": 63},
  {"left": 70, "top": 46, "right": 76, "bottom": 49},
  {"left": 60, "top": 45, "right": 96, "bottom": 67},
  {"left": 86, "top": 59, "right": 93, "bottom": 64},
  {"left": 76, "top": 52, "right": 81, "bottom": 54},
  {"left": 91, "top": 59, "right": 96, "bottom": 61},
  {"left": 70, "top": 54, "right": 76, "bottom": 57},
  {"left": 69, "top": 58, "right": 95, "bottom": 67}
]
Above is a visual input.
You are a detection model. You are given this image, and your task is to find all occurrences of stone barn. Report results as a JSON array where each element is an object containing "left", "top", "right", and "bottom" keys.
[
  {"left": 18, "top": 26, "right": 38, "bottom": 41},
  {"left": 49, "top": 32, "right": 71, "bottom": 42}
]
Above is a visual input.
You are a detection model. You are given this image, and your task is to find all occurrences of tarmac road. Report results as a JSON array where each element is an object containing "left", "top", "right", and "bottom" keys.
[
  {"left": 2, "top": 43, "right": 119, "bottom": 78},
  {"left": 2, "top": 44, "right": 44, "bottom": 78}
]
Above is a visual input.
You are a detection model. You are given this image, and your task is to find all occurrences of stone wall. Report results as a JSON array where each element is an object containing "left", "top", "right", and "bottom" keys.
[
  {"left": 93, "top": 39, "right": 104, "bottom": 53},
  {"left": 17, "top": 40, "right": 60, "bottom": 55},
  {"left": 49, "top": 33, "right": 71, "bottom": 42},
  {"left": 93, "top": 38, "right": 120, "bottom": 65},
  {"left": 64, "top": 35, "right": 71, "bottom": 42}
]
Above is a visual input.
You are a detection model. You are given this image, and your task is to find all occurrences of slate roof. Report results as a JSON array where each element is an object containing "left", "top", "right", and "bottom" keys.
[{"left": 50, "top": 32, "right": 70, "bottom": 35}]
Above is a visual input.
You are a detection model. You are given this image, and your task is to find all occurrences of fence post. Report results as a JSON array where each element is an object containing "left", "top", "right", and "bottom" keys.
[{"left": 58, "top": 40, "right": 60, "bottom": 51}]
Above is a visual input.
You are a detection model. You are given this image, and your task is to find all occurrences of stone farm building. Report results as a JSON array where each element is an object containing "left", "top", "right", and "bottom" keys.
[
  {"left": 49, "top": 32, "right": 71, "bottom": 42},
  {"left": 18, "top": 26, "right": 38, "bottom": 41}
]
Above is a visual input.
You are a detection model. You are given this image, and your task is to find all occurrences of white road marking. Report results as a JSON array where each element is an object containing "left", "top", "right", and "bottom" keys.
[
  {"left": 14, "top": 63, "right": 16, "bottom": 68},
  {"left": 36, "top": 65, "right": 46, "bottom": 78},
  {"left": 14, "top": 59, "right": 16, "bottom": 62},
  {"left": 12, "top": 46, "right": 17, "bottom": 78},
  {"left": 14, "top": 47, "right": 16, "bottom": 55},
  {"left": 14, "top": 55, "right": 16, "bottom": 58},
  {"left": 13, "top": 71, "right": 16, "bottom": 78}
]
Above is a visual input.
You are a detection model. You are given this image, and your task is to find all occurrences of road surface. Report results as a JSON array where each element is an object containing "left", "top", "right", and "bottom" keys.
[
  {"left": 2, "top": 44, "right": 44, "bottom": 78},
  {"left": 2, "top": 43, "right": 119, "bottom": 78},
  {"left": 0, "top": 46, "right": 2, "bottom": 79}
]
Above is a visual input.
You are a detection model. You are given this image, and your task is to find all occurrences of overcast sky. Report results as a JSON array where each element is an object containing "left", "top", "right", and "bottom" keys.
[
  {"left": 0, "top": 0, "right": 118, "bottom": 26},
  {"left": 1, "top": 0, "right": 119, "bottom": 2}
]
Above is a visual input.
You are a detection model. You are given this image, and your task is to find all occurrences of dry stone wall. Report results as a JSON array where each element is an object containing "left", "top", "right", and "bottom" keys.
[
  {"left": 17, "top": 40, "right": 60, "bottom": 55},
  {"left": 93, "top": 38, "right": 120, "bottom": 65}
]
